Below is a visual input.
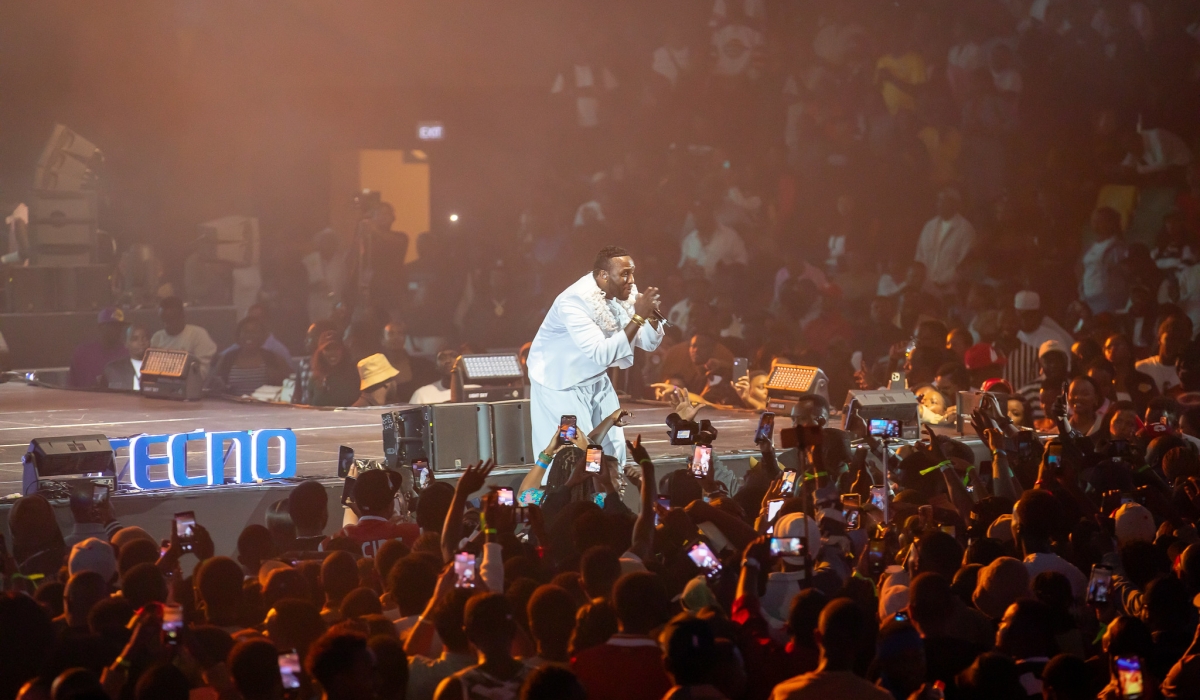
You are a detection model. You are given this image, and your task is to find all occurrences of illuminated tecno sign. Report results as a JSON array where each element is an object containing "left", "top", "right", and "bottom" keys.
[{"left": 109, "top": 429, "right": 297, "bottom": 490}]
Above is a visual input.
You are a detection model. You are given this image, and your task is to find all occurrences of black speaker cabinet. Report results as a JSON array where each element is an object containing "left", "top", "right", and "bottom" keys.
[
  {"left": 5, "top": 267, "right": 55, "bottom": 312},
  {"left": 384, "top": 404, "right": 484, "bottom": 472},
  {"left": 488, "top": 399, "right": 533, "bottom": 466}
]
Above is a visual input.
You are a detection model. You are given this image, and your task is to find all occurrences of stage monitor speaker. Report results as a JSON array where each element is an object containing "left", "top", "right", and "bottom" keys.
[
  {"left": 383, "top": 404, "right": 485, "bottom": 472},
  {"left": 21, "top": 433, "right": 117, "bottom": 497},
  {"left": 488, "top": 400, "right": 534, "bottom": 466},
  {"left": 140, "top": 349, "right": 203, "bottom": 400},
  {"left": 841, "top": 389, "right": 920, "bottom": 440}
]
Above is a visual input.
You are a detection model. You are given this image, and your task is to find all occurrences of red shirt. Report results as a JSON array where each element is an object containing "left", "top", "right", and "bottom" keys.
[
  {"left": 732, "top": 595, "right": 819, "bottom": 700},
  {"left": 572, "top": 634, "right": 671, "bottom": 700},
  {"left": 335, "top": 516, "right": 420, "bottom": 557}
]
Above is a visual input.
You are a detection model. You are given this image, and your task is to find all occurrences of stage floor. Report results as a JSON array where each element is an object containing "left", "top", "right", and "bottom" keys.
[{"left": 0, "top": 382, "right": 765, "bottom": 495}]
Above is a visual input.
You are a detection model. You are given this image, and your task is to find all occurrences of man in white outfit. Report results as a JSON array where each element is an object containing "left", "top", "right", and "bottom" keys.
[{"left": 527, "top": 246, "right": 664, "bottom": 470}]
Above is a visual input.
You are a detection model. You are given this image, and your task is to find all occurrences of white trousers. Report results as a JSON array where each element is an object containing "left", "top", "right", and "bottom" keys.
[{"left": 530, "top": 374, "right": 626, "bottom": 484}]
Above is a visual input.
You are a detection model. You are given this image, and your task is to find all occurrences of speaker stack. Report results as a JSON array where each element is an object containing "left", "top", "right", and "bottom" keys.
[
  {"left": 382, "top": 399, "right": 534, "bottom": 472},
  {"left": 6, "top": 125, "right": 112, "bottom": 312}
]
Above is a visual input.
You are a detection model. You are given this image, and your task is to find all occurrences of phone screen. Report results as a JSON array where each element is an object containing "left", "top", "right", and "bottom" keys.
[
  {"left": 519, "top": 488, "right": 546, "bottom": 506},
  {"left": 769, "top": 537, "right": 803, "bottom": 557},
  {"left": 558, "top": 416, "right": 578, "bottom": 443},
  {"left": 1088, "top": 565, "right": 1113, "bottom": 604},
  {"left": 766, "top": 498, "right": 785, "bottom": 523},
  {"left": 413, "top": 459, "right": 430, "bottom": 489},
  {"left": 870, "top": 486, "right": 887, "bottom": 512},
  {"left": 338, "top": 446, "right": 355, "bottom": 478},
  {"left": 1116, "top": 656, "right": 1144, "bottom": 699},
  {"left": 1046, "top": 443, "right": 1062, "bottom": 468},
  {"left": 868, "top": 419, "right": 901, "bottom": 438},
  {"left": 687, "top": 542, "right": 722, "bottom": 576},
  {"left": 841, "top": 494, "right": 861, "bottom": 508},
  {"left": 279, "top": 651, "right": 302, "bottom": 690},
  {"left": 92, "top": 483, "right": 109, "bottom": 505},
  {"left": 497, "top": 488, "right": 514, "bottom": 507},
  {"left": 781, "top": 471, "right": 797, "bottom": 495},
  {"left": 691, "top": 445, "right": 712, "bottom": 478},
  {"left": 733, "top": 357, "right": 749, "bottom": 384},
  {"left": 847, "top": 509, "right": 861, "bottom": 530},
  {"left": 161, "top": 604, "right": 183, "bottom": 645},
  {"left": 868, "top": 538, "right": 886, "bottom": 571},
  {"left": 174, "top": 512, "right": 196, "bottom": 553},
  {"left": 754, "top": 412, "right": 775, "bottom": 443},
  {"left": 585, "top": 446, "right": 603, "bottom": 473},
  {"left": 341, "top": 477, "right": 356, "bottom": 508},
  {"left": 454, "top": 552, "right": 476, "bottom": 588}
]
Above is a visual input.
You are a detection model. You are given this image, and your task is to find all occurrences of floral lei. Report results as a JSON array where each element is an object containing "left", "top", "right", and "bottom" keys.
[{"left": 585, "top": 275, "right": 638, "bottom": 334}]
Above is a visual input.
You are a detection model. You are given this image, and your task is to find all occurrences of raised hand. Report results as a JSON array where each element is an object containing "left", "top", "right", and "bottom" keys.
[{"left": 456, "top": 459, "right": 496, "bottom": 497}]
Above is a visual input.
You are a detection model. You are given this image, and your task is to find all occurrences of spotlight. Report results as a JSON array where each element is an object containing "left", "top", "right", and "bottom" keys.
[{"left": 449, "top": 213, "right": 459, "bottom": 222}]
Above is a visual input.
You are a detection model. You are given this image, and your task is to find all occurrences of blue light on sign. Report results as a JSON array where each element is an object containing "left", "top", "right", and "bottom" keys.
[{"left": 115, "top": 429, "right": 298, "bottom": 491}]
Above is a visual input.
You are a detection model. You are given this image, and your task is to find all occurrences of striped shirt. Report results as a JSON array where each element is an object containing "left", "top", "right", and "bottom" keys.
[{"left": 1003, "top": 341, "right": 1041, "bottom": 393}]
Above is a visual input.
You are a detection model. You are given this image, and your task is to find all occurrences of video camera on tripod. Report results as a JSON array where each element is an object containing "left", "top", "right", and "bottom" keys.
[{"left": 665, "top": 413, "right": 718, "bottom": 447}]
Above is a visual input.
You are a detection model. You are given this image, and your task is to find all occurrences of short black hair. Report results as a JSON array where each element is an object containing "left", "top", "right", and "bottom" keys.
[
  {"left": 592, "top": 246, "right": 630, "bottom": 274},
  {"left": 288, "top": 480, "right": 328, "bottom": 532},
  {"left": 306, "top": 630, "right": 369, "bottom": 691}
]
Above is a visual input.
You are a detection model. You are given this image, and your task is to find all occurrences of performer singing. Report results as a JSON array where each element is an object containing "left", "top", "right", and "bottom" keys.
[{"left": 527, "top": 246, "right": 664, "bottom": 474}]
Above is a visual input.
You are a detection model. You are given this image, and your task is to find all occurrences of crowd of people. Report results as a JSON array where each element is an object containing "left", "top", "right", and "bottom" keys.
[{"left": 12, "top": 383, "right": 1200, "bottom": 700}]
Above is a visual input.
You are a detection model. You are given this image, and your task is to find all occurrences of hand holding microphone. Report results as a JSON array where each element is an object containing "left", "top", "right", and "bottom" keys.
[{"left": 634, "top": 287, "right": 670, "bottom": 327}]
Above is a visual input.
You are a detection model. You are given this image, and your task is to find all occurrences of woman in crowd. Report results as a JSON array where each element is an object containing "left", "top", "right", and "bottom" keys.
[
  {"left": 306, "top": 330, "right": 360, "bottom": 407},
  {"left": 209, "top": 317, "right": 293, "bottom": 397}
]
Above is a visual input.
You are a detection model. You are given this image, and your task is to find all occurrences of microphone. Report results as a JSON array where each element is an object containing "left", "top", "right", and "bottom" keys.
[{"left": 652, "top": 308, "right": 672, "bottom": 328}]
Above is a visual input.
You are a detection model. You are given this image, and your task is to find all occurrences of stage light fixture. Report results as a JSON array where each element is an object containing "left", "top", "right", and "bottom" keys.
[
  {"left": 449, "top": 353, "right": 527, "bottom": 402},
  {"left": 764, "top": 364, "right": 829, "bottom": 414},
  {"left": 449, "top": 213, "right": 459, "bottom": 222},
  {"left": 140, "top": 348, "right": 203, "bottom": 400}
]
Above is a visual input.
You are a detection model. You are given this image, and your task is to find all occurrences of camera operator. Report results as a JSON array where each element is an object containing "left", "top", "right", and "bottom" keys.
[{"left": 351, "top": 195, "right": 409, "bottom": 313}]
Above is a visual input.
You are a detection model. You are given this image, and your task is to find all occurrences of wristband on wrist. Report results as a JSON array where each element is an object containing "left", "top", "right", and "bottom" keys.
[
  {"left": 802, "top": 471, "right": 828, "bottom": 481},
  {"left": 918, "top": 460, "right": 953, "bottom": 476},
  {"left": 962, "top": 465, "right": 975, "bottom": 487}
]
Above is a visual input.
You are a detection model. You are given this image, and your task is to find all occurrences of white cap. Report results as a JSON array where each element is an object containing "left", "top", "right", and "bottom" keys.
[
  {"left": 1014, "top": 290, "right": 1041, "bottom": 311},
  {"left": 1114, "top": 503, "right": 1156, "bottom": 546},
  {"left": 1039, "top": 339, "right": 1068, "bottom": 359}
]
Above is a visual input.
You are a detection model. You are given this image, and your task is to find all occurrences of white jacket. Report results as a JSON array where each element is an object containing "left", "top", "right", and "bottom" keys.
[
  {"left": 528, "top": 273, "right": 665, "bottom": 391},
  {"left": 914, "top": 213, "right": 975, "bottom": 290}
]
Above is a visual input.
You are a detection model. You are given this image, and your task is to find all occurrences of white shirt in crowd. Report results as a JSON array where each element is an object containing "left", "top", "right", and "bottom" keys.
[
  {"left": 409, "top": 379, "right": 451, "bottom": 405},
  {"left": 131, "top": 358, "right": 142, "bottom": 391},
  {"left": 1080, "top": 236, "right": 1117, "bottom": 303},
  {"left": 150, "top": 324, "right": 218, "bottom": 378},
  {"left": 679, "top": 223, "right": 748, "bottom": 280},
  {"left": 1016, "top": 316, "right": 1075, "bottom": 350},
  {"left": 913, "top": 213, "right": 975, "bottom": 291},
  {"left": 1135, "top": 355, "right": 1182, "bottom": 394},
  {"left": 551, "top": 65, "right": 618, "bottom": 128}
]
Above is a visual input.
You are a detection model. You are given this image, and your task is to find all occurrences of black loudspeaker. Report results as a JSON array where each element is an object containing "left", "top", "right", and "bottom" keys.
[
  {"left": 57, "top": 265, "right": 113, "bottom": 311},
  {"left": 3, "top": 266, "right": 112, "bottom": 312},
  {"left": 383, "top": 404, "right": 484, "bottom": 472},
  {"left": 5, "top": 267, "right": 54, "bottom": 312},
  {"left": 489, "top": 400, "right": 534, "bottom": 466},
  {"left": 21, "top": 434, "right": 116, "bottom": 496}
]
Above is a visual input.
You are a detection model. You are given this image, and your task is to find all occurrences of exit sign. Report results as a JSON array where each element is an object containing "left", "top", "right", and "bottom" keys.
[{"left": 417, "top": 122, "right": 444, "bottom": 140}]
